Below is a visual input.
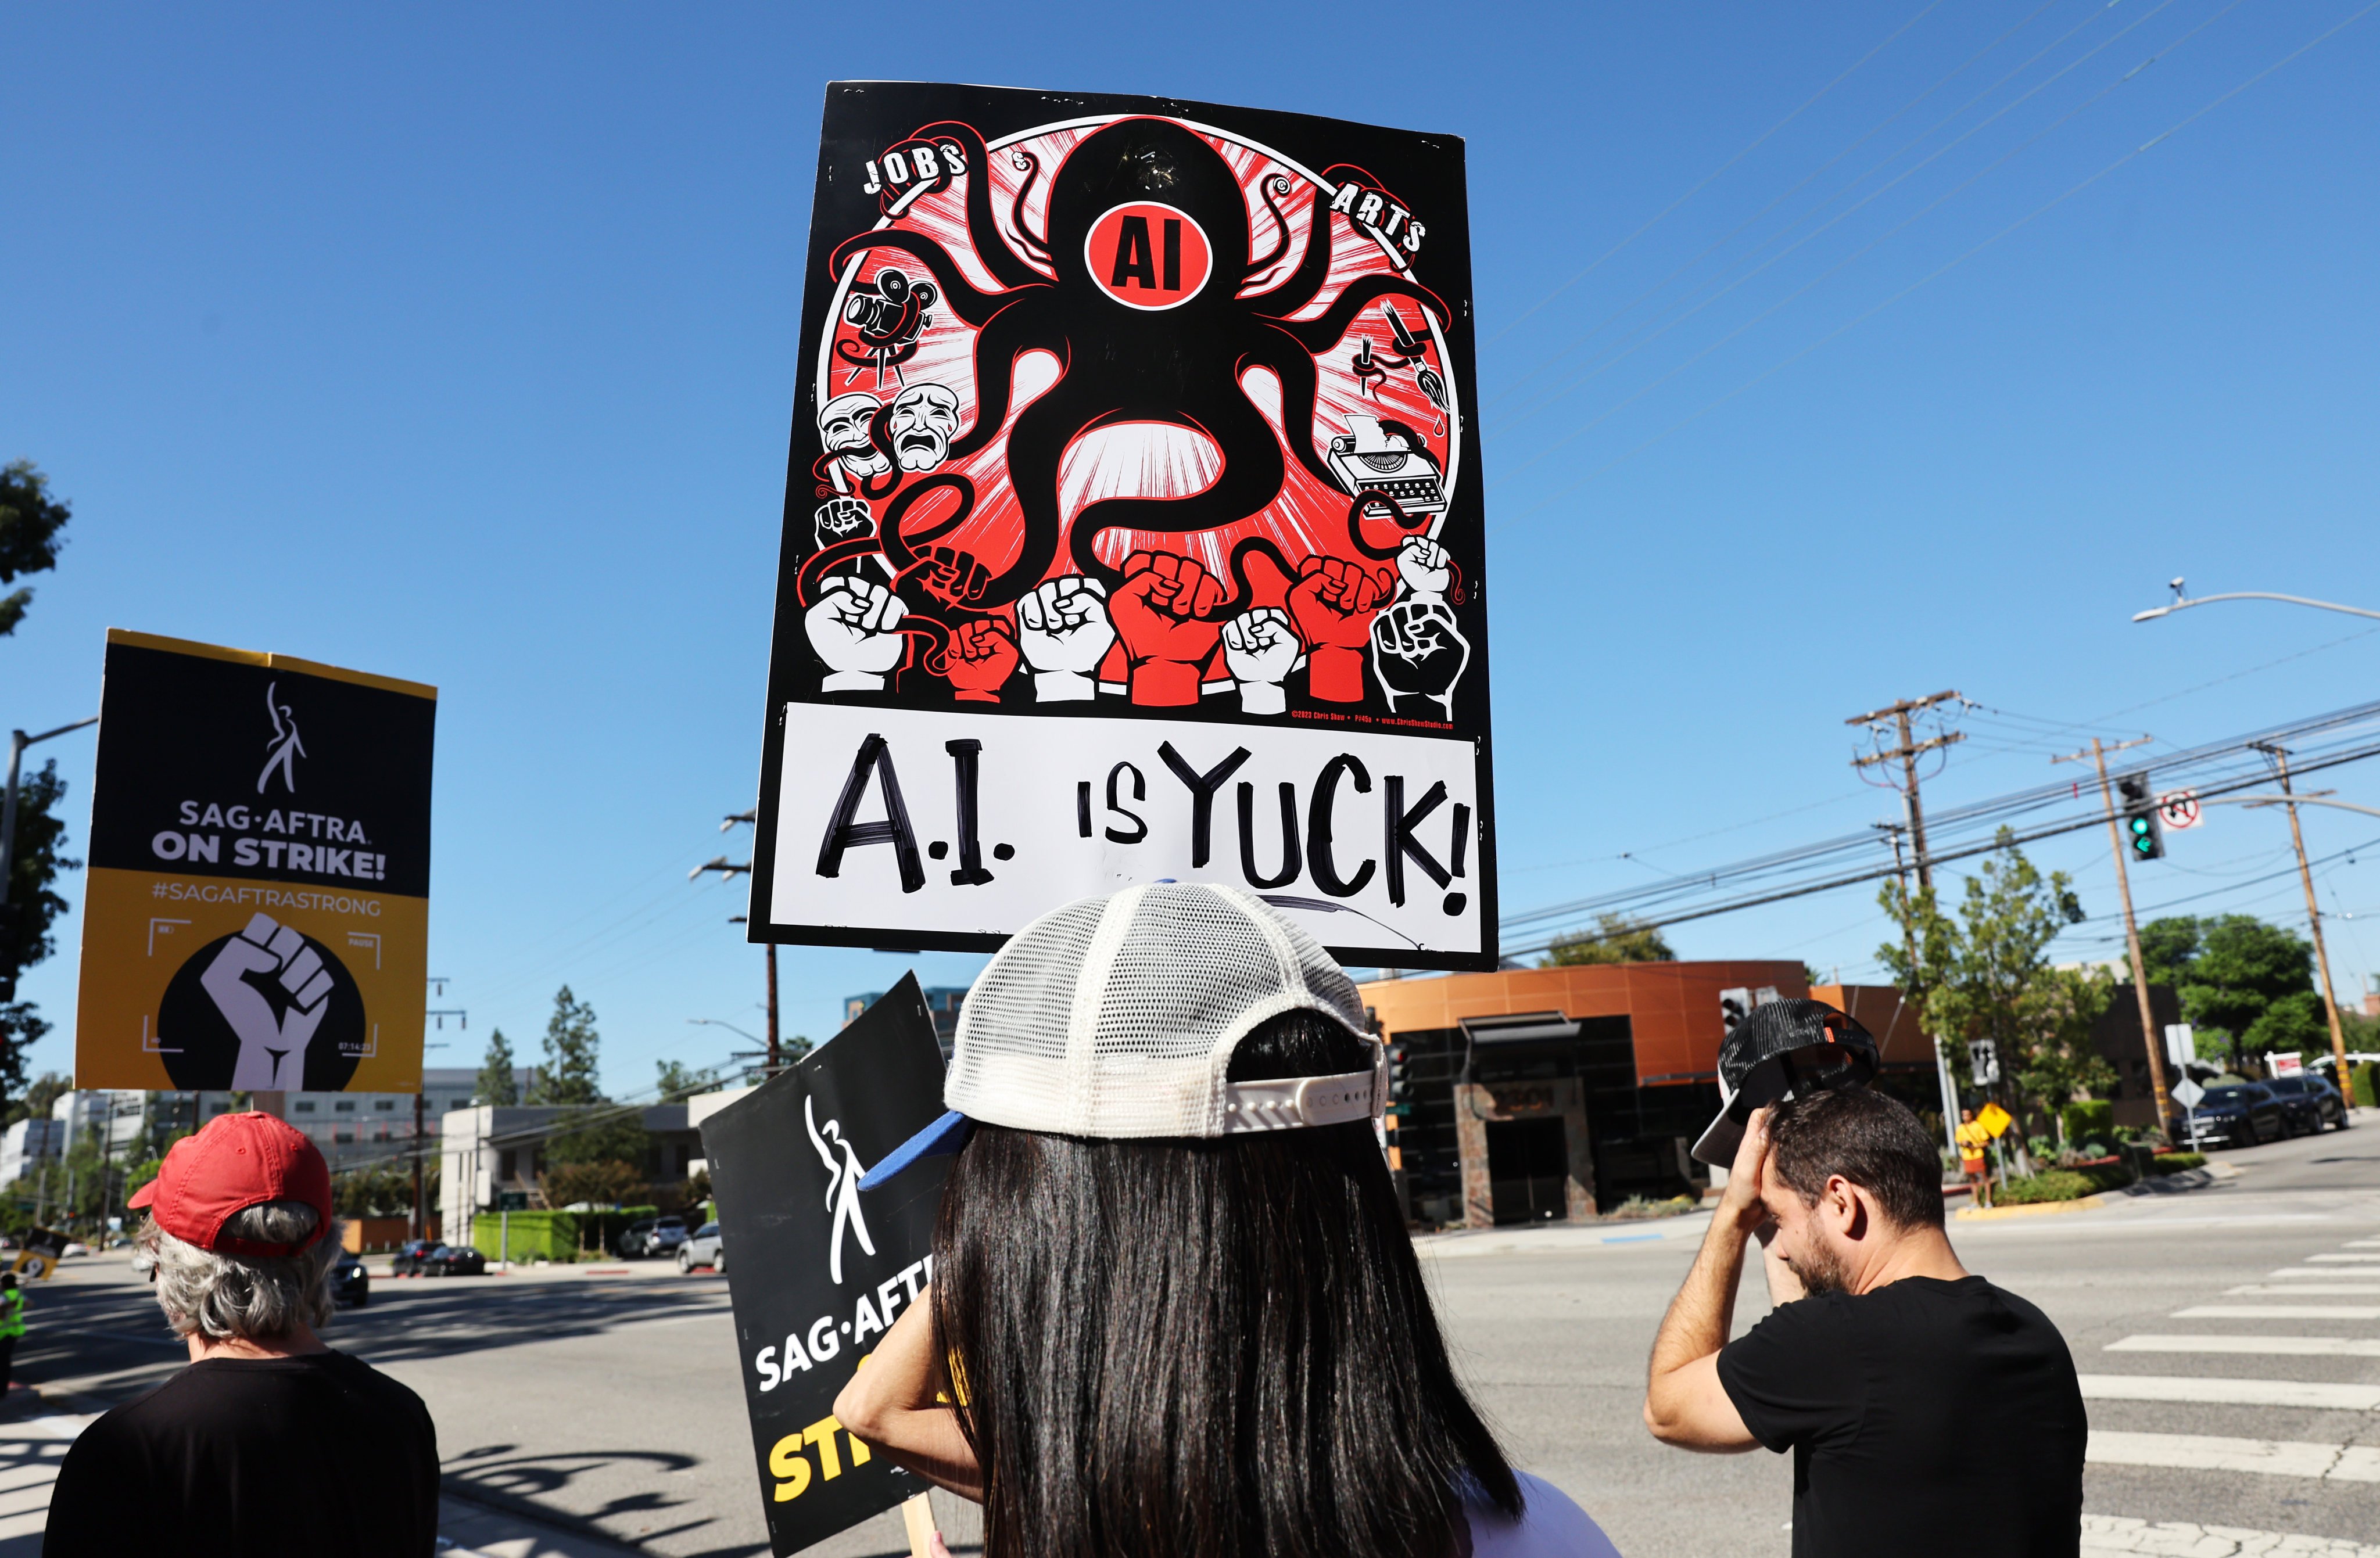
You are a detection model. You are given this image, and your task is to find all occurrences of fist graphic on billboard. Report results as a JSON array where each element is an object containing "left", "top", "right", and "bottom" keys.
[{"left": 157, "top": 915, "right": 367, "bottom": 1093}]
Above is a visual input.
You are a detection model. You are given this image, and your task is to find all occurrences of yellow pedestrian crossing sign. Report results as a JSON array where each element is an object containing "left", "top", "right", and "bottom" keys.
[{"left": 1976, "top": 1102, "right": 2015, "bottom": 1139}]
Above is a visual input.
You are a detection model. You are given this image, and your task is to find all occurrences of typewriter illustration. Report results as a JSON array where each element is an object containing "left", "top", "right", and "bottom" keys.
[{"left": 1326, "top": 415, "right": 1448, "bottom": 516}]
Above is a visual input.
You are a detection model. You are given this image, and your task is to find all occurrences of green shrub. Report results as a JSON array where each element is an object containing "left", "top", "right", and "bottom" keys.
[
  {"left": 472, "top": 1210, "right": 576, "bottom": 1262},
  {"left": 2062, "top": 1101, "right": 2115, "bottom": 1144},
  {"left": 1996, "top": 1170, "right": 2101, "bottom": 1205},
  {"left": 1606, "top": 1194, "right": 1698, "bottom": 1221},
  {"left": 2353, "top": 1062, "right": 2377, "bottom": 1111},
  {"left": 2148, "top": 1151, "right": 2206, "bottom": 1175}
]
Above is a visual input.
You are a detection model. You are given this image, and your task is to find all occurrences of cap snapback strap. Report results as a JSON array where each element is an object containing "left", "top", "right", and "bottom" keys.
[{"left": 1218, "top": 1063, "right": 1383, "bottom": 1133}]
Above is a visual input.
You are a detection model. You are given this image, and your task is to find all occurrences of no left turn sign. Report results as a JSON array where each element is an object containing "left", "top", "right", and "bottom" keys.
[{"left": 2158, "top": 789, "right": 2203, "bottom": 830}]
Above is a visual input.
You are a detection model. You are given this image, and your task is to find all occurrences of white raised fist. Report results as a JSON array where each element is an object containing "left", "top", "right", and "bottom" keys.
[
  {"left": 1223, "top": 607, "right": 1300, "bottom": 717},
  {"left": 805, "top": 576, "right": 908, "bottom": 692},
  {"left": 206, "top": 913, "right": 334, "bottom": 1092},
  {"left": 1016, "top": 576, "right": 1114, "bottom": 701},
  {"left": 1396, "top": 536, "right": 1453, "bottom": 602}
]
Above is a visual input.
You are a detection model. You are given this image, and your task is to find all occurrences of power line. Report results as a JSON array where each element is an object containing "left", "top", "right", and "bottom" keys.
[
  {"left": 1482, "top": 0, "right": 1946, "bottom": 346},
  {"left": 1495, "top": 0, "right": 2376, "bottom": 514}
]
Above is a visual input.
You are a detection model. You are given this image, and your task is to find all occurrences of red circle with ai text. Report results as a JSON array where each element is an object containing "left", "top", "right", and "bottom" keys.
[{"left": 1084, "top": 202, "right": 1211, "bottom": 310}]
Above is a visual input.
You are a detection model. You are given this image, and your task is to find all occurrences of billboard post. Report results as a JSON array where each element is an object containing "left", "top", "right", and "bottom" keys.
[{"left": 73, "top": 630, "right": 436, "bottom": 1095}]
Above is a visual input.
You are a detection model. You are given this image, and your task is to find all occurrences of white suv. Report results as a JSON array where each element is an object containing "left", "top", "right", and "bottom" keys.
[{"left": 677, "top": 1221, "right": 724, "bottom": 1274}]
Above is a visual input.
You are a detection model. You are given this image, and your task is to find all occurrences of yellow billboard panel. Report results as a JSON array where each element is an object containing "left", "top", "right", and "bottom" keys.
[{"left": 74, "top": 631, "right": 435, "bottom": 1092}]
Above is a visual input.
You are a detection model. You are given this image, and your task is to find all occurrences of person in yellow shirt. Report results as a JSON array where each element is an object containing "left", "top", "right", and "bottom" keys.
[
  {"left": 1955, "top": 1109, "right": 1994, "bottom": 1210},
  {"left": 0, "top": 1272, "right": 25, "bottom": 1395}
]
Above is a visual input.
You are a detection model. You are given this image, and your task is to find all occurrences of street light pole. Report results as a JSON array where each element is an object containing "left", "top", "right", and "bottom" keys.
[
  {"left": 2133, "top": 580, "right": 2380, "bottom": 624},
  {"left": 1, "top": 716, "right": 100, "bottom": 911},
  {"left": 2248, "top": 746, "right": 2353, "bottom": 1099}
]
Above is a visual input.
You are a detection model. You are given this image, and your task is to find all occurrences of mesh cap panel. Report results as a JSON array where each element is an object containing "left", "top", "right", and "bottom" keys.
[{"left": 947, "top": 884, "right": 1368, "bottom": 1139}]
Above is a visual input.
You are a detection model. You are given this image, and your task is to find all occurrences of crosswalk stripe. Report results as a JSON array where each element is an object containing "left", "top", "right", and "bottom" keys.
[
  {"left": 2076, "top": 1373, "right": 2380, "bottom": 1409},
  {"left": 2264, "top": 1268, "right": 2380, "bottom": 1280},
  {"left": 2086, "top": 1430, "right": 2380, "bottom": 1480},
  {"left": 2173, "top": 1304, "right": 2380, "bottom": 1319},
  {"left": 2109, "top": 1334, "right": 2380, "bottom": 1357},
  {"left": 2227, "top": 1284, "right": 2380, "bottom": 1297},
  {"left": 2304, "top": 1254, "right": 2380, "bottom": 1263}
]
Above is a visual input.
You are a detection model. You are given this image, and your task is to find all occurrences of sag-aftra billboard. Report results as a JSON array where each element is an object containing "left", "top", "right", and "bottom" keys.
[{"left": 75, "top": 630, "right": 436, "bottom": 1093}]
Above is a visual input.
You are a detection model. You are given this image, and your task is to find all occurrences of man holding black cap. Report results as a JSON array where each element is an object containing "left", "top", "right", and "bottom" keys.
[
  {"left": 1643, "top": 999, "right": 2086, "bottom": 1557},
  {"left": 45, "top": 1111, "right": 441, "bottom": 1557}
]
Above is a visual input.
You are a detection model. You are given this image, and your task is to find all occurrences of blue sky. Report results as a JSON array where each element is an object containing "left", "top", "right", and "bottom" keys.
[{"left": 7, "top": 1, "right": 2378, "bottom": 1097}]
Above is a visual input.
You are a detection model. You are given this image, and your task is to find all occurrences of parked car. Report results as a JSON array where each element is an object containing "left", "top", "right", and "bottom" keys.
[
  {"left": 331, "top": 1254, "right": 371, "bottom": 1307},
  {"left": 2264, "top": 1074, "right": 2351, "bottom": 1133},
  {"left": 389, "top": 1238, "right": 440, "bottom": 1277},
  {"left": 2173, "top": 1083, "right": 2288, "bottom": 1149},
  {"left": 616, "top": 1217, "right": 689, "bottom": 1259},
  {"left": 59, "top": 1242, "right": 88, "bottom": 1259},
  {"left": 416, "top": 1244, "right": 487, "bottom": 1277},
  {"left": 677, "top": 1222, "right": 725, "bottom": 1274}
]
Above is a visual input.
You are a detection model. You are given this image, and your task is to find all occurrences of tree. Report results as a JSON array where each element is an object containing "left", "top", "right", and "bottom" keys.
[
  {"left": 1879, "top": 831, "right": 2114, "bottom": 1147},
  {"left": 0, "top": 460, "right": 72, "bottom": 641},
  {"left": 529, "top": 987, "right": 603, "bottom": 1106},
  {"left": 5, "top": 1071, "right": 69, "bottom": 1128},
  {"left": 475, "top": 1028, "right": 521, "bottom": 1106},
  {"left": 546, "top": 1108, "right": 648, "bottom": 1171},
  {"left": 3, "top": 760, "right": 77, "bottom": 989},
  {"left": 655, "top": 1058, "right": 718, "bottom": 1100},
  {"left": 540, "top": 1158, "right": 646, "bottom": 1211},
  {"left": 2144, "top": 914, "right": 2324, "bottom": 1070},
  {"left": 1544, "top": 913, "right": 1676, "bottom": 967}
]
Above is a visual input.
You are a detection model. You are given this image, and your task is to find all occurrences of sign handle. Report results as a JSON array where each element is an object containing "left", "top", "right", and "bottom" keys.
[{"left": 900, "top": 1492, "right": 940, "bottom": 1558}]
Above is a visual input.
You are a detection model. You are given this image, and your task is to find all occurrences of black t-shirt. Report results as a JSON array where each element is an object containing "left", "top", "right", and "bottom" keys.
[
  {"left": 45, "top": 1349, "right": 440, "bottom": 1558},
  {"left": 1716, "top": 1275, "right": 2085, "bottom": 1558}
]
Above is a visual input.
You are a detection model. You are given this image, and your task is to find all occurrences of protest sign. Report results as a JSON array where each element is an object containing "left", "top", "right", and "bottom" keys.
[
  {"left": 750, "top": 82, "right": 1497, "bottom": 969},
  {"left": 700, "top": 975, "right": 951, "bottom": 1555},
  {"left": 74, "top": 630, "right": 435, "bottom": 1093}
]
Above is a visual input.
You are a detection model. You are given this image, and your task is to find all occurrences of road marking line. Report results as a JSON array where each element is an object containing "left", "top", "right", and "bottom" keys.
[
  {"left": 2174, "top": 1304, "right": 2380, "bottom": 1319},
  {"left": 2306, "top": 1253, "right": 2380, "bottom": 1263},
  {"left": 2087, "top": 1430, "right": 2349, "bottom": 1479},
  {"left": 2081, "top": 1514, "right": 2380, "bottom": 1556},
  {"left": 2230, "top": 1284, "right": 2380, "bottom": 1297},
  {"left": 2110, "top": 1334, "right": 2380, "bottom": 1357},
  {"left": 2076, "top": 1373, "right": 2380, "bottom": 1409},
  {"left": 2264, "top": 1268, "right": 2380, "bottom": 1280}
]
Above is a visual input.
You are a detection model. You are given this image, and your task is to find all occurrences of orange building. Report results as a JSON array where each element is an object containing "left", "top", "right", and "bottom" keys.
[{"left": 1357, "top": 965, "right": 1942, "bottom": 1229}]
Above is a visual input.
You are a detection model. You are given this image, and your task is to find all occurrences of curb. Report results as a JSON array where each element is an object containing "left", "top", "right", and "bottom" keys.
[{"left": 1955, "top": 1193, "right": 2112, "bottom": 1222}]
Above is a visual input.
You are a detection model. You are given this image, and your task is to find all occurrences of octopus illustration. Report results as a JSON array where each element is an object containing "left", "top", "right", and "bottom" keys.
[{"left": 820, "top": 117, "right": 1456, "bottom": 609}]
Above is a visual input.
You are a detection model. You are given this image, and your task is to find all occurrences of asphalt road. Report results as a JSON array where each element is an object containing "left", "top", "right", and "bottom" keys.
[{"left": 17, "top": 1114, "right": 2379, "bottom": 1557}]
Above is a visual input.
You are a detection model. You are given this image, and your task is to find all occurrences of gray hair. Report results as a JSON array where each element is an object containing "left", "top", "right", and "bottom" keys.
[{"left": 133, "top": 1202, "right": 342, "bottom": 1342}]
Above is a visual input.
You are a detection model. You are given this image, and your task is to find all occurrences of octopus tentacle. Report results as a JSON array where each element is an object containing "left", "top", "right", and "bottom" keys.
[
  {"left": 879, "top": 476, "right": 978, "bottom": 572},
  {"left": 1067, "top": 392, "right": 1288, "bottom": 584},
  {"left": 1246, "top": 334, "right": 1353, "bottom": 495},
  {"left": 827, "top": 230, "right": 1020, "bottom": 329},
  {"left": 948, "top": 301, "right": 1056, "bottom": 462},
  {"left": 1245, "top": 186, "right": 1334, "bottom": 317},
  {"left": 1268, "top": 274, "right": 1451, "bottom": 353},
  {"left": 1218, "top": 536, "right": 1300, "bottom": 617},
  {"left": 1242, "top": 175, "right": 1296, "bottom": 281},
  {"left": 909, "top": 120, "right": 1044, "bottom": 293},
  {"left": 1008, "top": 150, "right": 1052, "bottom": 261}
]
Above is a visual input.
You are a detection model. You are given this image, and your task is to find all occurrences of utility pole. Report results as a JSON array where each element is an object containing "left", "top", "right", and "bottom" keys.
[
  {"left": 2253, "top": 744, "right": 2353, "bottom": 1093},
  {"left": 702, "top": 808, "right": 779, "bottom": 1074},
  {"left": 1850, "top": 694, "right": 1966, "bottom": 1161},
  {"left": 1, "top": 717, "right": 99, "bottom": 1000},
  {"left": 1848, "top": 690, "right": 1965, "bottom": 892},
  {"left": 2053, "top": 736, "right": 2173, "bottom": 1147}
]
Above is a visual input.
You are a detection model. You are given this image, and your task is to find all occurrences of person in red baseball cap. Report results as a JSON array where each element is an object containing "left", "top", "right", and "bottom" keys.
[{"left": 44, "top": 1111, "right": 442, "bottom": 1557}]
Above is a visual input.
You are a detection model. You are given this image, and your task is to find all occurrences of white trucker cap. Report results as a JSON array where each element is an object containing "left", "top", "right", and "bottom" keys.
[{"left": 859, "top": 883, "right": 1382, "bottom": 1189}]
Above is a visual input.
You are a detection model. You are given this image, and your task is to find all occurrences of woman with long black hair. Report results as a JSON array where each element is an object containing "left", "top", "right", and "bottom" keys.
[{"left": 838, "top": 882, "right": 1620, "bottom": 1558}]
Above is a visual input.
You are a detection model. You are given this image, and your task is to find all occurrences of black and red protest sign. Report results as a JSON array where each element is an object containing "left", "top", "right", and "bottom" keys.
[{"left": 751, "top": 82, "right": 1497, "bottom": 970}]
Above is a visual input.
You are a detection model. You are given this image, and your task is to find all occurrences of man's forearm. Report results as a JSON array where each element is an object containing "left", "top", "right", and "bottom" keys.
[{"left": 1651, "top": 1215, "right": 1751, "bottom": 1380}]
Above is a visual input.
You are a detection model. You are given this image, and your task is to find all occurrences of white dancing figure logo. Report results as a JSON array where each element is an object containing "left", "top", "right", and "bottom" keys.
[
  {"left": 257, "top": 680, "right": 306, "bottom": 795},
  {"left": 806, "top": 1094, "right": 876, "bottom": 1285}
]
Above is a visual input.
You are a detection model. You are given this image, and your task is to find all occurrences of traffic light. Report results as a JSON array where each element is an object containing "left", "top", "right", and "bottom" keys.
[
  {"left": 2117, "top": 773, "right": 2164, "bottom": 861},
  {"left": 1386, "top": 1044, "right": 1410, "bottom": 1118}
]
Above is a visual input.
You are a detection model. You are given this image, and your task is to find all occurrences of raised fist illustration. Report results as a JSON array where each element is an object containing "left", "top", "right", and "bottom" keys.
[
  {"left": 1396, "top": 536, "right": 1453, "bottom": 602},
  {"left": 814, "top": 497, "right": 876, "bottom": 548},
  {"left": 1371, "top": 598, "right": 1471, "bottom": 720},
  {"left": 806, "top": 575, "right": 908, "bottom": 692},
  {"left": 1016, "top": 576, "right": 1114, "bottom": 702},
  {"left": 909, "top": 545, "right": 994, "bottom": 609},
  {"left": 1289, "top": 556, "right": 1395, "bottom": 704},
  {"left": 945, "top": 616, "right": 1019, "bottom": 703},
  {"left": 1110, "top": 551, "right": 1227, "bottom": 706},
  {"left": 206, "top": 913, "right": 335, "bottom": 1092},
  {"left": 1221, "top": 608, "right": 1300, "bottom": 717}
]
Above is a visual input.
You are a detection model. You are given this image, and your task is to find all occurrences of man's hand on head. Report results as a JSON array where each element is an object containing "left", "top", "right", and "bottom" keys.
[{"left": 1718, "top": 1106, "right": 1773, "bottom": 1238}]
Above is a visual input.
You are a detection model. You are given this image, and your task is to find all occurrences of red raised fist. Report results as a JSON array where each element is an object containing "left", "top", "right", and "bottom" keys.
[
  {"left": 945, "top": 616, "right": 1019, "bottom": 703},
  {"left": 912, "top": 545, "right": 994, "bottom": 609},
  {"left": 1288, "top": 555, "right": 1395, "bottom": 703},
  {"left": 1109, "top": 551, "right": 1227, "bottom": 706}
]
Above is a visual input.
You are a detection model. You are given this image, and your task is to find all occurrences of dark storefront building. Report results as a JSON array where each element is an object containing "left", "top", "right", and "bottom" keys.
[{"left": 1361, "top": 967, "right": 1947, "bottom": 1228}]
